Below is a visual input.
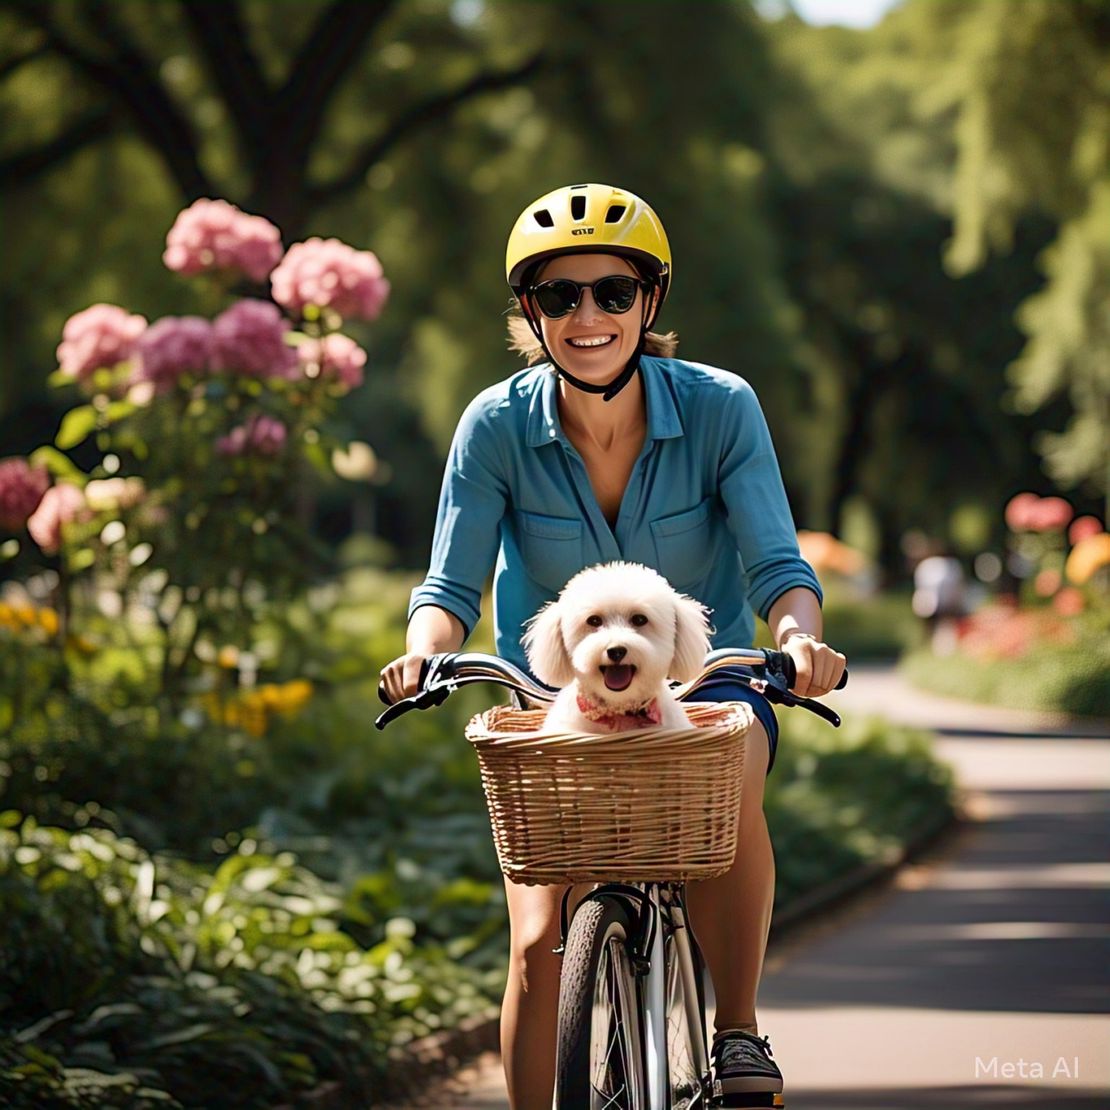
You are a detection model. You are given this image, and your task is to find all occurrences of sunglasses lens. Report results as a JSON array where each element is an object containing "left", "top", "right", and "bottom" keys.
[
  {"left": 594, "top": 276, "right": 639, "bottom": 314},
  {"left": 534, "top": 279, "right": 579, "bottom": 319}
]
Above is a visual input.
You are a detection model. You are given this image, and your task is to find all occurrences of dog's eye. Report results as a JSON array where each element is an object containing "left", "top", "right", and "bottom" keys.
[
  {"left": 631, "top": 614, "right": 649, "bottom": 627},
  {"left": 586, "top": 615, "right": 603, "bottom": 627}
]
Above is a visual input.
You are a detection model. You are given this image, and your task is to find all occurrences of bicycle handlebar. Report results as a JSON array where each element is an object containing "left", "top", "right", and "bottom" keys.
[{"left": 375, "top": 646, "right": 848, "bottom": 730}]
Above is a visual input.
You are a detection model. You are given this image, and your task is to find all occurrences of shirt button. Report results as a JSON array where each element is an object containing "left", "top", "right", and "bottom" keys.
[{"left": 549, "top": 429, "right": 556, "bottom": 438}]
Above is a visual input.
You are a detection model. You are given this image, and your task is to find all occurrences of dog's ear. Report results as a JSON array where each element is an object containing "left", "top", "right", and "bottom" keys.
[
  {"left": 670, "top": 593, "right": 712, "bottom": 682},
  {"left": 521, "top": 600, "right": 575, "bottom": 688}
]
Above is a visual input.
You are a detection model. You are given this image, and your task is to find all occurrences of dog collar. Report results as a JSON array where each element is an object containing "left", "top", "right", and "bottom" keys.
[{"left": 575, "top": 694, "right": 663, "bottom": 731}]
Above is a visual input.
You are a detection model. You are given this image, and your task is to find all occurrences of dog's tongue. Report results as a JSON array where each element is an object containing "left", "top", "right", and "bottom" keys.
[{"left": 603, "top": 665, "right": 635, "bottom": 692}]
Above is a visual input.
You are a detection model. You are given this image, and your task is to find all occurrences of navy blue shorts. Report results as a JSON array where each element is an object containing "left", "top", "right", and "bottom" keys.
[{"left": 683, "top": 681, "right": 779, "bottom": 775}]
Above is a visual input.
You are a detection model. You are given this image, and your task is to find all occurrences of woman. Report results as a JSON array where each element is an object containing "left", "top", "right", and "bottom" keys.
[{"left": 381, "top": 183, "right": 847, "bottom": 1109}]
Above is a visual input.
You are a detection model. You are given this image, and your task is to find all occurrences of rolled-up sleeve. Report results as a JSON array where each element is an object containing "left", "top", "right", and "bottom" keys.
[
  {"left": 408, "top": 394, "right": 509, "bottom": 639},
  {"left": 717, "top": 379, "right": 823, "bottom": 622}
]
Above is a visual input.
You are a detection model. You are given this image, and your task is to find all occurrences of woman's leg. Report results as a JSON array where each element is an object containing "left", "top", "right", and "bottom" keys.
[
  {"left": 500, "top": 878, "right": 595, "bottom": 1110},
  {"left": 683, "top": 719, "right": 774, "bottom": 1037}
]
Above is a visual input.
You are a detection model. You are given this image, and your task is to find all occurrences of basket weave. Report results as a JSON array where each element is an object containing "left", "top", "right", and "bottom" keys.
[{"left": 465, "top": 701, "right": 754, "bottom": 886}]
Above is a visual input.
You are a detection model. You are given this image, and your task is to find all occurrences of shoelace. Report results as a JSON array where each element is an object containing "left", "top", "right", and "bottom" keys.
[{"left": 715, "top": 1032, "right": 775, "bottom": 1065}]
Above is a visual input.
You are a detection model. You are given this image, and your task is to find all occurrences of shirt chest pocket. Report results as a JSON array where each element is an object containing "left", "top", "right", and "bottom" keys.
[
  {"left": 650, "top": 496, "right": 714, "bottom": 591},
  {"left": 516, "top": 509, "right": 584, "bottom": 594}
]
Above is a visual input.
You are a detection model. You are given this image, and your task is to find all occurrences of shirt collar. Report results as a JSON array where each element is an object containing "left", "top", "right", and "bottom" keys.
[{"left": 525, "top": 356, "right": 684, "bottom": 448}]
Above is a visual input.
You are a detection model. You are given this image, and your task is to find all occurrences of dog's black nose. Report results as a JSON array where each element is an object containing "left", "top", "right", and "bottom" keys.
[{"left": 606, "top": 646, "right": 627, "bottom": 662}]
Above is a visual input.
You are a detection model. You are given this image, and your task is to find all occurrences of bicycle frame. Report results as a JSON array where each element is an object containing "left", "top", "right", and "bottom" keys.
[{"left": 376, "top": 646, "right": 845, "bottom": 1108}]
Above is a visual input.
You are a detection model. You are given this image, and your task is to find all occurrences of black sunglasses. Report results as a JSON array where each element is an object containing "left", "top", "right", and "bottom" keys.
[{"left": 529, "top": 275, "right": 650, "bottom": 319}]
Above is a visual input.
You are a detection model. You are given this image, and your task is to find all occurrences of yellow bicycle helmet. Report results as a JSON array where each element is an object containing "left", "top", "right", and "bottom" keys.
[
  {"left": 506, "top": 182, "right": 671, "bottom": 329},
  {"left": 505, "top": 183, "right": 672, "bottom": 402}
]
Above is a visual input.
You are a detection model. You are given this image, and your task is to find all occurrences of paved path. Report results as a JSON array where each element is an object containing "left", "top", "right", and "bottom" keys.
[{"left": 405, "top": 664, "right": 1110, "bottom": 1108}]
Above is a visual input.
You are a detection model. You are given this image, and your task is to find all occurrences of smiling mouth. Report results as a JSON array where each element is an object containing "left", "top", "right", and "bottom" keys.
[
  {"left": 566, "top": 335, "right": 616, "bottom": 349},
  {"left": 600, "top": 664, "right": 636, "bottom": 691}
]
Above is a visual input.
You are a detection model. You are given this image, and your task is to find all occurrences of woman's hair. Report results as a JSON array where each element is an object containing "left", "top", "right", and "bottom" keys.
[{"left": 505, "top": 255, "right": 679, "bottom": 364}]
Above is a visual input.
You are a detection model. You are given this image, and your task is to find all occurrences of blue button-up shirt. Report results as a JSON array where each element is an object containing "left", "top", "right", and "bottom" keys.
[{"left": 408, "top": 355, "right": 823, "bottom": 678}]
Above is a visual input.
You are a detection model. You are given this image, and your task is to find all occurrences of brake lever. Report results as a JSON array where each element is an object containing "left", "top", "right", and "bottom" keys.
[{"left": 374, "top": 683, "right": 452, "bottom": 729}]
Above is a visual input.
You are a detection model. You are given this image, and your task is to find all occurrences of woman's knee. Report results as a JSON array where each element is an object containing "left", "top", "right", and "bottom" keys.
[{"left": 504, "top": 881, "right": 583, "bottom": 993}]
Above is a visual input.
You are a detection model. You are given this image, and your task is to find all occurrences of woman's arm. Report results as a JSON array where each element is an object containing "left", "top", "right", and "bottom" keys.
[{"left": 768, "top": 585, "right": 845, "bottom": 697}]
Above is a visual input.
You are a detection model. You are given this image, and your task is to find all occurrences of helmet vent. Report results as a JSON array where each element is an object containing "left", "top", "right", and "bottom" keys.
[
  {"left": 605, "top": 204, "right": 626, "bottom": 223},
  {"left": 570, "top": 194, "right": 586, "bottom": 220},
  {"left": 532, "top": 208, "right": 554, "bottom": 228}
]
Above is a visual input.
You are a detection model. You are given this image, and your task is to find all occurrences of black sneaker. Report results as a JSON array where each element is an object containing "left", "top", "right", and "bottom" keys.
[{"left": 711, "top": 1029, "right": 784, "bottom": 1095}]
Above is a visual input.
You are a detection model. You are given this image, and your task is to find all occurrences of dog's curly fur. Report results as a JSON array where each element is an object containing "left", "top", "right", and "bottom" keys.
[{"left": 522, "top": 561, "right": 712, "bottom": 732}]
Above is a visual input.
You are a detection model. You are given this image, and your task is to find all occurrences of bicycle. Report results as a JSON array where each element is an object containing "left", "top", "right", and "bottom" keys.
[{"left": 376, "top": 646, "right": 848, "bottom": 1109}]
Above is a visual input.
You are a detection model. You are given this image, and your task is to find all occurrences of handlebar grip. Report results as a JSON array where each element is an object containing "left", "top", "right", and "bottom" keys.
[
  {"left": 378, "top": 655, "right": 438, "bottom": 706},
  {"left": 770, "top": 649, "right": 849, "bottom": 692}
]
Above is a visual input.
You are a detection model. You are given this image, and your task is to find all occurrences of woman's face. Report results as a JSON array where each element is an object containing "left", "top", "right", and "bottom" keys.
[{"left": 531, "top": 253, "right": 652, "bottom": 383}]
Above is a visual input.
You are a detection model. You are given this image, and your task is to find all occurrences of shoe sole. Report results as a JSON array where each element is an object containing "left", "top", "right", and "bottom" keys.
[{"left": 711, "top": 1092, "right": 785, "bottom": 1108}]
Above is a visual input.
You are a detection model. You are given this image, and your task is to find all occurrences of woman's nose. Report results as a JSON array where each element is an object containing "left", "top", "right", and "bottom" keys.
[{"left": 571, "top": 287, "right": 602, "bottom": 322}]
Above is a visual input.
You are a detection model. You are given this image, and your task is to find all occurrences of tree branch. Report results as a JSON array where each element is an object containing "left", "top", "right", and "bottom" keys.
[
  {"left": 5, "top": 0, "right": 215, "bottom": 200},
  {"left": 179, "top": 0, "right": 271, "bottom": 156},
  {"left": 0, "top": 105, "right": 118, "bottom": 185},
  {"left": 275, "top": 0, "right": 398, "bottom": 167},
  {"left": 310, "top": 51, "right": 547, "bottom": 206}
]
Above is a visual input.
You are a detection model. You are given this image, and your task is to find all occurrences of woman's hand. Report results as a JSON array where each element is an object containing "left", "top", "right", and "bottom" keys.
[
  {"left": 379, "top": 652, "right": 431, "bottom": 704},
  {"left": 778, "top": 631, "right": 847, "bottom": 697}
]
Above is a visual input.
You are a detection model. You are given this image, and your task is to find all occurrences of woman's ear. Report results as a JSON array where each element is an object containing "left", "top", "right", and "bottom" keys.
[
  {"left": 521, "top": 600, "right": 574, "bottom": 687},
  {"left": 670, "top": 593, "right": 712, "bottom": 682}
]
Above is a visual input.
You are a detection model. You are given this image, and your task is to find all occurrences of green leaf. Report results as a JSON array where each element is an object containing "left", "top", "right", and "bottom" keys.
[
  {"left": 28, "top": 445, "right": 86, "bottom": 483},
  {"left": 55, "top": 405, "right": 99, "bottom": 449}
]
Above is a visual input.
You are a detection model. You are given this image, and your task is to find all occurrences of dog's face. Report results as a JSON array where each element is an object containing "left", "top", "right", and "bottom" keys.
[{"left": 522, "top": 562, "right": 712, "bottom": 709}]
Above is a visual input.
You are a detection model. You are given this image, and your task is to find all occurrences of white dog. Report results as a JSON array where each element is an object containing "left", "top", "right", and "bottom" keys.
[{"left": 521, "top": 561, "right": 713, "bottom": 733}]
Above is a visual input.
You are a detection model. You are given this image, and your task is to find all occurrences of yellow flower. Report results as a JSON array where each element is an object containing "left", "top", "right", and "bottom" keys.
[
  {"left": 11, "top": 604, "right": 37, "bottom": 628},
  {"left": 1065, "top": 532, "right": 1110, "bottom": 585},
  {"left": 0, "top": 602, "right": 15, "bottom": 630},
  {"left": 217, "top": 645, "right": 240, "bottom": 669},
  {"left": 274, "top": 679, "right": 313, "bottom": 717},
  {"left": 38, "top": 607, "right": 59, "bottom": 636}
]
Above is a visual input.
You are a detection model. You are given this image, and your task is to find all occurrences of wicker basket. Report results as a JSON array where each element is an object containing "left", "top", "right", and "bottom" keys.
[{"left": 465, "top": 701, "right": 754, "bottom": 886}]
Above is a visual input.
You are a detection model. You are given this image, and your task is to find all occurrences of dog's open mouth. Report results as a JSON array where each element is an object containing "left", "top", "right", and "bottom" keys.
[{"left": 600, "top": 664, "right": 636, "bottom": 692}]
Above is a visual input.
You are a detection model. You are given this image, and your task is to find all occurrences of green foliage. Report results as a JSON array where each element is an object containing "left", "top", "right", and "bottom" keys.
[{"left": 901, "top": 634, "right": 1110, "bottom": 718}]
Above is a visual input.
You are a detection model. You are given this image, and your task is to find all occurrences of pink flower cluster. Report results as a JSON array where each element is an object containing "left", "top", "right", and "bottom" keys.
[
  {"left": 134, "top": 316, "right": 212, "bottom": 393},
  {"left": 164, "top": 198, "right": 283, "bottom": 282},
  {"left": 216, "top": 413, "right": 287, "bottom": 458},
  {"left": 297, "top": 333, "right": 367, "bottom": 391},
  {"left": 1068, "top": 515, "right": 1103, "bottom": 545},
  {"left": 956, "top": 603, "right": 1076, "bottom": 660},
  {"left": 27, "top": 483, "right": 93, "bottom": 554},
  {"left": 1004, "top": 493, "right": 1074, "bottom": 533},
  {"left": 57, "top": 304, "right": 147, "bottom": 382},
  {"left": 271, "top": 238, "right": 390, "bottom": 321},
  {"left": 211, "top": 299, "right": 299, "bottom": 379},
  {"left": 0, "top": 458, "right": 50, "bottom": 531}
]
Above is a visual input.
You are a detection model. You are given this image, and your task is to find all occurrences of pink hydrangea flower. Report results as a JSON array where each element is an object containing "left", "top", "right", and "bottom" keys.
[
  {"left": 163, "top": 198, "right": 284, "bottom": 282},
  {"left": 0, "top": 457, "right": 50, "bottom": 531},
  {"left": 1029, "top": 496, "right": 1073, "bottom": 533},
  {"left": 56, "top": 304, "right": 147, "bottom": 382},
  {"left": 297, "top": 333, "right": 367, "bottom": 391},
  {"left": 271, "top": 237, "right": 390, "bottom": 320},
  {"left": 210, "top": 299, "right": 298, "bottom": 379},
  {"left": 134, "top": 316, "right": 212, "bottom": 393},
  {"left": 26, "top": 483, "right": 91, "bottom": 554},
  {"left": 216, "top": 413, "right": 287, "bottom": 458}
]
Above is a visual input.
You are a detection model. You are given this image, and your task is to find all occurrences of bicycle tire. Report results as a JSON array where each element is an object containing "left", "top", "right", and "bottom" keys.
[
  {"left": 665, "top": 926, "right": 708, "bottom": 1109},
  {"left": 554, "top": 894, "right": 647, "bottom": 1109}
]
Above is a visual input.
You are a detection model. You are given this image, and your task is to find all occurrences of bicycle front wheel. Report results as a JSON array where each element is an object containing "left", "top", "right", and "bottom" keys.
[{"left": 554, "top": 895, "right": 647, "bottom": 1109}]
